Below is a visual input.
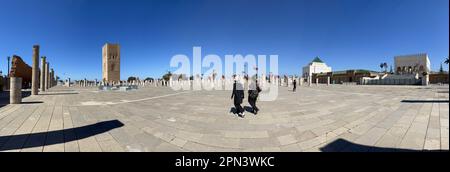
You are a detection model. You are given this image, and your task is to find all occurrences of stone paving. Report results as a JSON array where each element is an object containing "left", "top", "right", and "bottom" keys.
[{"left": 0, "top": 84, "right": 448, "bottom": 152}]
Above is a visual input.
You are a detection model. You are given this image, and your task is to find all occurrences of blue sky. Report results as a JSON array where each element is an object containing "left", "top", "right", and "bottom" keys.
[{"left": 0, "top": 0, "right": 448, "bottom": 80}]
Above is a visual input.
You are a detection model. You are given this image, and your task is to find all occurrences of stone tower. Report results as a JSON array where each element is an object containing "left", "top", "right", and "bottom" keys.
[{"left": 102, "top": 43, "right": 120, "bottom": 83}]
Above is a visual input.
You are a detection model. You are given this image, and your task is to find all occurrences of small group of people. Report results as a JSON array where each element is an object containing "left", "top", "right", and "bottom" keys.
[{"left": 231, "top": 76, "right": 262, "bottom": 117}]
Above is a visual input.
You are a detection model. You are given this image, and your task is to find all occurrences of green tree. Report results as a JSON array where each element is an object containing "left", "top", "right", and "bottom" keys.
[
  {"left": 162, "top": 71, "right": 172, "bottom": 81},
  {"left": 127, "top": 76, "right": 137, "bottom": 82},
  {"left": 445, "top": 57, "right": 449, "bottom": 71}
]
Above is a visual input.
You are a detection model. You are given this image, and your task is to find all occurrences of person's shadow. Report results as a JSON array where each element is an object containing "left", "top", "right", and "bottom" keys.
[
  {"left": 244, "top": 106, "right": 255, "bottom": 114},
  {"left": 229, "top": 107, "right": 237, "bottom": 114}
]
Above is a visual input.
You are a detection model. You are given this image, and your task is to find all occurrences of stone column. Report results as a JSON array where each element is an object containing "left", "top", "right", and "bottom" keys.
[
  {"left": 308, "top": 75, "right": 312, "bottom": 86},
  {"left": 45, "top": 62, "right": 49, "bottom": 90},
  {"left": 10, "top": 77, "right": 22, "bottom": 104},
  {"left": 50, "top": 69, "right": 54, "bottom": 88},
  {"left": 316, "top": 77, "right": 319, "bottom": 86},
  {"left": 422, "top": 74, "right": 429, "bottom": 86},
  {"left": 327, "top": 76, "right": 330, "bottom": 86},
  {"left": 40, "top": 57, "right": 46, "bottom": 91},
  {"left": 31, "top": 45, "right": 40, "bottom": 95}
]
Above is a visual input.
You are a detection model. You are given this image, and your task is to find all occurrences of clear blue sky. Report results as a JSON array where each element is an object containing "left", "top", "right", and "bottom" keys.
[{"left": 0, "top": 0, "right": 448, "bottom": 80}]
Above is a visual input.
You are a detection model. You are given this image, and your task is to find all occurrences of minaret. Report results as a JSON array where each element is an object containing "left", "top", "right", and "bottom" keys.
[{"left": 102, "top": 43, "right": 120, "bottom": 84}]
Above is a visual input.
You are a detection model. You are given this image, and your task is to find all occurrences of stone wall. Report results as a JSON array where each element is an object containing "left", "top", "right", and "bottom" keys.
[
  {"left": 429, "top": 73, "right": 449, "bottom": 84},
  {"left": 9, "top": 55, "right": 32, "bottom": 88}
]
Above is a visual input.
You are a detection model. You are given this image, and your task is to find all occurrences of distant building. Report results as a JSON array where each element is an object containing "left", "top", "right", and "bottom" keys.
[
  {"left": 102, "top": 43, "right": 121, "bottom": 83},
  {"left": 302, "top": 57, "right": 332, "bottom": 78},
  {"left": 313, "top": 69, "right": 378, "bottom": 84},
  {"left": 394, "top": 53, "right": 430, "bottom": 76}
]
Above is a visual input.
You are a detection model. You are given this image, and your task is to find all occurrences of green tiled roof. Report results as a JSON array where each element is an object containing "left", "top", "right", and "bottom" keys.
[{"left": 312, "top": 57, "right": 324, "bottom": 63}]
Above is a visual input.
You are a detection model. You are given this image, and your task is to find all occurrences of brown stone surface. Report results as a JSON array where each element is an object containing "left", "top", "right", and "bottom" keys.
[
  {"left": 102, "top": 43, "right": 120, "bottom": 83},
  {"left": 9, "top": 55, "right": 32, "bottom": 88}
]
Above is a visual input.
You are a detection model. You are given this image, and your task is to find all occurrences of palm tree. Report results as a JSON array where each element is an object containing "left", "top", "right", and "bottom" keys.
[
  {"left": 7, "top": 56, "right": 10, "bottom": 77},
  {"left": 445, "top": 57, "right": 449, "bottom": 74},
  {"left": 380, "top": 62, "right": 388, "bottom": 73}
]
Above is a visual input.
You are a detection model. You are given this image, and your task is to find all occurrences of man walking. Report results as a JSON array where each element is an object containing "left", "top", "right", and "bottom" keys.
[
  {"left": 293, "top": 79, "right": 297, "bottom": 92},
  {"left": 231, "top": 76, "right": 245, "bottom": 117},
  {"left": 248, "top": 76, "right": 262, "bottom": 115}
]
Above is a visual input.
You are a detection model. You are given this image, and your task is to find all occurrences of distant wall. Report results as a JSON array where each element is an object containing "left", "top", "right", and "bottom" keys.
[
  {"left": 362, "top": 78, "right": 422, "bottom": 85},
  {"left": 429, "top": 73, "right": 449, "bottom": 84}
]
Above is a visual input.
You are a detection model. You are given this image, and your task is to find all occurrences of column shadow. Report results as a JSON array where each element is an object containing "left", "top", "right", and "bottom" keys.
[
  {"left": 401, "top": 100, "right": 449, "bottom": 103},
  {"left": 0, "top": 90, "right": 33, "bottom": 108},
  {"left": 320, "top": 138, "right": 446, "bottom": 152},
  {"left": 39, "top": 92, "right": 79, "bottom": 96},
  {"left": 0, "top": 120, "right": 124, "bottom": 151}
]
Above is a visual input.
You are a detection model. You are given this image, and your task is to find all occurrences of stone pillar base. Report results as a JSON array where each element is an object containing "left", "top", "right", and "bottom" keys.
[{"left": 10, "top": 77, "right": 22, "bottom": 104}]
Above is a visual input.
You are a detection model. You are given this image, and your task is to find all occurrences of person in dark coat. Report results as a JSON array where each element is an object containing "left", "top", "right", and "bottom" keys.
[
  {"left": 248, "top": 77, "right": 262, "bottom": 115},
  {"left": 231, "top": 79, "right": 245, "bottom": 117},
  {"left": 293, "top": 79, "right": 297, "bottom": 92}
]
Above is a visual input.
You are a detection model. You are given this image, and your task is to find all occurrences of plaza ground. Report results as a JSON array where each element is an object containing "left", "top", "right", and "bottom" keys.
[{"left": 0, "top": 84, "right": 448, "bottom": 152}]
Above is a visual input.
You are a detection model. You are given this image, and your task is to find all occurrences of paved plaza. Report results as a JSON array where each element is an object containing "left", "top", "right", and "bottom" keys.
[{"left": 0, "top": 84, "right": 448, "bottom": 152}]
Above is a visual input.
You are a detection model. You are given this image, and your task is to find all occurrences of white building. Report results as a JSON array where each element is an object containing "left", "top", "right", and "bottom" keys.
[
  {"left": 302, "top": 57, "right": 332, "bottom": 78},
  {"left": 394, "top": 53, "right": 430, "bottom": 76}
]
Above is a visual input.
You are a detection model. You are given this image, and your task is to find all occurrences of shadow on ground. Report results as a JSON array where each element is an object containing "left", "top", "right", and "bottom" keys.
[
  {"left": 39, "top": 92, "right": 79, "bottom": 96},
  {"left": 401, "top": 100, "right": 449, "bottom": 103},
  {"left": 0, "top": 120, "right": 124, "bottom": 151},
  {"left": 320, "top": 138, "right": 447, "bottom": 152},
  {"left": 20, "top": 101, "right": 44, "bottom": 104},
  {"left": 244, "top": 106, "right": 256, "bottom": 114},
  {"left": 0, "top": 90, "right": 32, "bottom": 108}
]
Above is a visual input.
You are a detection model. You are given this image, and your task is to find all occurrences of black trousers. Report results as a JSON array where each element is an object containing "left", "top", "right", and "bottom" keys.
[
  {"left": 234, "top": 99, "right": 244, "bottom": 113},
  {"left": 248, "top": 98, "right": 259, "bottom": 112}
]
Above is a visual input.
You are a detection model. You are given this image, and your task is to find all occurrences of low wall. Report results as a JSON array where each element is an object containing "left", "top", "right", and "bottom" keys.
[{"left": 362, "top": 78, "right": 421, "bottom": 85}]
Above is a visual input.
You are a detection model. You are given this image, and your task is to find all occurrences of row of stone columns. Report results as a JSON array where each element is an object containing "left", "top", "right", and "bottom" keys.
[
  {"left": 10, "top": 45, "right": 57, "bottom": 104},
  {"left": 66, "top": 74, "right": 336, "bottom": 92},
  {"left": 304, "top": 76, "right": 332, "bottom": 86}
]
